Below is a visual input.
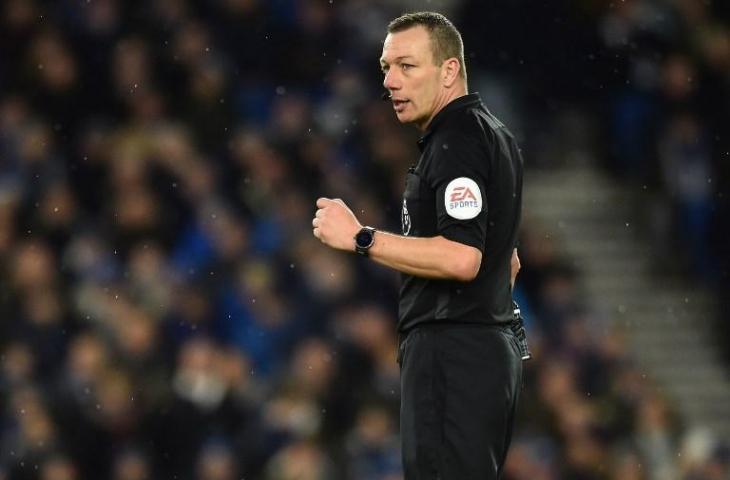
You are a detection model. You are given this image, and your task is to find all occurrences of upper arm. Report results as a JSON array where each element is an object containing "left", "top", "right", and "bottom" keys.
[{"left": 428, "top": 129, "right": 490, "bottom": 253}]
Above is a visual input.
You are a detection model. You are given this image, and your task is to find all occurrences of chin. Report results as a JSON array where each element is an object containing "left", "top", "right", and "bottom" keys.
[{"left": 395, "top": 112, "right": 417, "bottom": 125}]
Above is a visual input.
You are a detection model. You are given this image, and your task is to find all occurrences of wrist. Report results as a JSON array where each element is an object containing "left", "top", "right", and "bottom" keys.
[{"left": 354, "top": 226, "right": 376, "bottom": 256}]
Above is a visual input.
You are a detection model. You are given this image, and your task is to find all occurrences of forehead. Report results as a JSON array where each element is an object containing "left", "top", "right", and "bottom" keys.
[{"left": 380, "top": 26, "right": 432, "bottom": 63}]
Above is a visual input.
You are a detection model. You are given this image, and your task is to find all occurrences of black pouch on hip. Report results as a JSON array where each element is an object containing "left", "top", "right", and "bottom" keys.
[{"left": 510, "top": 300, "right": 532, "bottom": 361}]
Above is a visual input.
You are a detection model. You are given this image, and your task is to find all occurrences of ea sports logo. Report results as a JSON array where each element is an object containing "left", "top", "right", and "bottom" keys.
[
  {"left": 444, "top": 177, "right": 482, "bottom": 220},
  {"left": 449, "top": 186, "right": 477, "bottom": 203}
]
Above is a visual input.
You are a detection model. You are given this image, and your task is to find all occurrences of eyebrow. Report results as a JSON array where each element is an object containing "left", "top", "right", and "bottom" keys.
[{"left": 380, "top": 55, "right": 415, "bottom": 66}]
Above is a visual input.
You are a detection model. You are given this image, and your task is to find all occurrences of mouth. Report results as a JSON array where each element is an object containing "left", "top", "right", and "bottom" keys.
[{"left": 392, "top": 98, "right": 409, "bottom": 113}]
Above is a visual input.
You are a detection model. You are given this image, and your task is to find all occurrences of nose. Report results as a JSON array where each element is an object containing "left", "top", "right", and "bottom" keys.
[{"left": 383, "top": 68, "right": 400, "bottom": 92}]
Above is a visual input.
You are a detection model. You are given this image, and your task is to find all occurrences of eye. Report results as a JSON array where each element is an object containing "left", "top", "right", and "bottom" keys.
[{"left": 401, "top": 63, "right": 413, "bottom": 71}]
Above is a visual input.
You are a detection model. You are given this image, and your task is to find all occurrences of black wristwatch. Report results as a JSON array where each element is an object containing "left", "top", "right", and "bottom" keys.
[{"left": 354, "top": 226, "right": 376, "bottom": 256}]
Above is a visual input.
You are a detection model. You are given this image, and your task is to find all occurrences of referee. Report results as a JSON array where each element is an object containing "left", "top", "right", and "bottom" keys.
[{"left": 313, "top": 12, "right": 525, "bottom": 479}]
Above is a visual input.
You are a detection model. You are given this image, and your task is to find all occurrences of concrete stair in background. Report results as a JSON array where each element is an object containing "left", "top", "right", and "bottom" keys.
[{"left": 523, "top": 164, "right": 730, "bottom": 439}]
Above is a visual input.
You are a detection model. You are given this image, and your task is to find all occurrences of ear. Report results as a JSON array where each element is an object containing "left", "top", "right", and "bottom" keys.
[{"left": 441, "top": 57, "right": 461, "bottom": 88}]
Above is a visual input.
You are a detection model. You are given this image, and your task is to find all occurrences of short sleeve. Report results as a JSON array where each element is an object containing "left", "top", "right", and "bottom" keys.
[{"left": 427, "top": 131, "right": 489, "bottom": 251}]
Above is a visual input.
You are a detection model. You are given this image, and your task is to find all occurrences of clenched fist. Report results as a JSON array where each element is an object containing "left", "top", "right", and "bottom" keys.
[{"left": 312, "top": 198, "right": 362, "bottom": 252}]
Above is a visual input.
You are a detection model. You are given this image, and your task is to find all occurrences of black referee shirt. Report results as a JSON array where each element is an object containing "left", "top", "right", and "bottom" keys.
[{"left": 398, "top": 93, "right": 523, "bottom": 332}]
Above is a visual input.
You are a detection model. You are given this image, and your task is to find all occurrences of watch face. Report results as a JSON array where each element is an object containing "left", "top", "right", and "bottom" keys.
[{"left": 355, "top": 229, "right": 374, "bottom": 248}]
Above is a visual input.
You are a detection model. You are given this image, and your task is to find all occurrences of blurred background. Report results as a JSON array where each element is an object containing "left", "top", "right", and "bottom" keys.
[{"left": 0, "top": 0, "right": 728, "bottom": 479}]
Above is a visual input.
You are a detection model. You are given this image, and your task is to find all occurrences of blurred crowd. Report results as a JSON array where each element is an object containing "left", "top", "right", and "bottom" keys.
[
  {"left": 593, "top": 0, "right": 729, "bottom": 282},
  {"left": 0, "top": 1, "right": 728, "bottom": 479}
]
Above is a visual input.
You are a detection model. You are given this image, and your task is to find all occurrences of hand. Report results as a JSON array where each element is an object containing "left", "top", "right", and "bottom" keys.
[
  {"left": 312, "top": 197, "right": 362, "bottom": 252},
  {"left": 510, "top": 248, "right": 521, "bottom": 289}
]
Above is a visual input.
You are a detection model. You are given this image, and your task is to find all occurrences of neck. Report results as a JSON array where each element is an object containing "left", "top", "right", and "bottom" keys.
[{"left": 418, "top": 83, "right": 468, "bottom": 131}]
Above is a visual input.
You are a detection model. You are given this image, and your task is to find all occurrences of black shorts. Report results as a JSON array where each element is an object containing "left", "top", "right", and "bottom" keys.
[{"left": 398, "top": 323, "right": 523, "bottom": 480}]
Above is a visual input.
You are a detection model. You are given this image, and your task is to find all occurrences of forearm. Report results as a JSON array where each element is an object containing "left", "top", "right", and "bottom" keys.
[
  {"left": 368, "top": 231, "right": 481, "bottom": 281},
  {"left": 311, "top": 197, "right": 482, "bottom": 281}
]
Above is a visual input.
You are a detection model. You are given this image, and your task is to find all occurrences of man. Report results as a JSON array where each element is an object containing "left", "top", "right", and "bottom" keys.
[{"left": 312, "top": 12, "right": 525, "bottom": 479}]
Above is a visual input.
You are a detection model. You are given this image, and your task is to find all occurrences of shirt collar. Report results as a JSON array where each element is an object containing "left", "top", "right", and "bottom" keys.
[{"left": 417, "top": 93, "right": 482, "bottom": 151}]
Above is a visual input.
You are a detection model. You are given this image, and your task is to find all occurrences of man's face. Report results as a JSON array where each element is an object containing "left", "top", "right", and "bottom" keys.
[{"left": 380, "top": 26, "right": 443, "bottom": 130}]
